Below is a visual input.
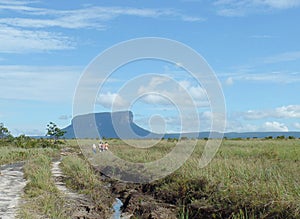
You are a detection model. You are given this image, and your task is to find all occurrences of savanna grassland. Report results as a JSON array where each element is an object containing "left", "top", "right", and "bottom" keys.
[
  {"left": 1, "top": 137, "right": 299, "bottom": 218},
  {"left": 69, "top": 138, "right": 300, "bottom": 218}
]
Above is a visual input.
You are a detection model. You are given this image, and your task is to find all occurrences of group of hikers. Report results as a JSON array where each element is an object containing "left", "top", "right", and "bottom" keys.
[{"left": 92, "top": 141, "right": 109, "bottom": 153}]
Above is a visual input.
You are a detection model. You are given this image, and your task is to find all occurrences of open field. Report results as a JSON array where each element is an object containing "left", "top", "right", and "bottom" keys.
[
  {"left": 1, "top": 138, "right": 299, "bottom": 218},
  {"left": 0, "top": 137, "right": 60, "bottom": 165},
  {"left": 19, "top": 154, "right": 67, "bottom": 219},
  {"left": 74, "top": 138, "right": 300, "bottom": 218}
]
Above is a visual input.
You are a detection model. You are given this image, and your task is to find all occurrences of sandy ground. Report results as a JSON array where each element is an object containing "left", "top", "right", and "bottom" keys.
[{"left": 0, "top": 163, "right": 26, "bottom": 219}]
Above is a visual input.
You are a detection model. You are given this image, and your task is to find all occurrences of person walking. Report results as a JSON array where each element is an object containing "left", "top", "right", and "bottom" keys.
[
  {"left": 99, "top": 141, "right": 104, "bottom": 152},
  {"left": 92, "top": 143, "right": 97, "bottom": 154},
  {"left": 104, "top": 142, "right": 109, "bottom": 151}
]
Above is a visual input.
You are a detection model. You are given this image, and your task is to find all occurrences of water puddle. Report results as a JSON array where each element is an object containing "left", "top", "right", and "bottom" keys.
[
  {"left": 112, "top": 198, "right": 123, "bottom": 219},
  {"left": 0, "top": 162, "right": 26, "bottom": 219},
  {"left": 52, "top": 159, "right": 129, "bottom": 218}
]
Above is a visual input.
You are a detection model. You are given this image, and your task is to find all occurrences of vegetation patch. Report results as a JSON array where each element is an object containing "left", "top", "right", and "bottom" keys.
[
  {"left": 19, "top": 154, "right": 67, "bottom": 219},
  {"left": 60, "top": 154, "right": 114, "bottom": 217},
  {"left": 2, "top": 137, "right": 298, "bottom": 218},
  {"left": 90, "top": 139, "right": 300, "bottom": 219},
  {"left": 0, "top": 146, "right": 58, "bottom": 165},
  {"left": 144, "top": 139, "right": 300, "bottom": 218}
]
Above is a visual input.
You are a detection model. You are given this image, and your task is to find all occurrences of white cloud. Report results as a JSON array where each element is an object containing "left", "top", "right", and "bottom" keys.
[
  {"left": 137, "top": 77, "right": 209, "bottom": 107},
  {"left": 0, "top": 65, "right": 81, "bottom": 102},
  {"left": 250, "top": 35, "right": 274, "bottom": 39},
  {"left": 135, "top": 113, "right": 202, "bottom": 133},
  {"left": 263, "top": 121, "right": 289, "bottom": 131},
  {"left": 216, "top": 8, "right": 246, "bottom": 17},
  {"left": 264, "top": 51, "right": 300, "bottom": 63},
  {"left": 226, "top": 120, "right": 259, "bottom": 132},
  {"left": 293, "top": 122, "right": 300, "bottom": 129},
  {"left": 180, "top": 15, "right": 205, "bottom": 22},
  {"left": 243, "top": 110, "right": 269, "bottom": 120},
  {"left": 225, "top": 77, "right": 234, "bottom": 85},
  {"left": 199, "top": 111, "right": 227, "bottom": 132},
  {"left": 187, "top": 84, "right": 208, "bottom": 100},
  {"left": 214, "top": 0, "right": 300, "bottom": 16},
  {"left": 0, "top": 3, "right": 203, "bottom": 29},
  {"left": 12, "top": 128, "right": 45, "bottom": 136},
  {"left": 140, "top": 94, "right": 170, "bottom": 105},
  {"left": 0, "top": 2, "right": 203, "bottom": 53},
  {"left": 0, "top": 25, "right": 74, "bottom": 53},
  {"left": 220, "top": 71, "right": 300, "bottom": 84},
  {"left": 96, "top": 92, "right": 128, "bottom": 109},
  {"left": 275, "top": 105, "right": 300, "bottom": 118},
  {"left": 242, "top": 105, "right": 300, "bottom": 120},
  {"left": 224, "top": 105, "right": 300, "bottom": 132},
  {"left": 225, "top": 119, "right": 291, "bottom": 132},
  {"left": 0, "top": 1, "right": 41, "bottom": 12},
  {"left": 259, "top": 0, "right": 300, "bottom": 9}
]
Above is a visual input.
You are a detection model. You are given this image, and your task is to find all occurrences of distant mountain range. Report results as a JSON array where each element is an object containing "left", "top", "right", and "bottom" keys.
[{"left": 62, "top": 111, "right": 300, "bottom": 139}]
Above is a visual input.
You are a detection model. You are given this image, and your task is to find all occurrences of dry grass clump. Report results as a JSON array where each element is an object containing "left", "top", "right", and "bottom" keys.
[
  {"left": 19, "top": 154, "right": 67, "bottom": 219},
  {"left": 60, "top": 155, "right": 114, "bottom": 216}
]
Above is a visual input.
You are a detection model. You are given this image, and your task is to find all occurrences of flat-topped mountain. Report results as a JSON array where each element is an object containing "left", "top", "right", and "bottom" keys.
[
  {"left": 62, "top": 111, "right": 300, "bottom": 139},
  {"left": 63, "top": 111, "right": 154, "bottom": 139}
]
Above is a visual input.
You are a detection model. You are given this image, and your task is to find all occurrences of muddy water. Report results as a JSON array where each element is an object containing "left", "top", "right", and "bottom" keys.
[
  {"left": 52, "top": 159, "right": 132, "bottom": 219},
  {"left": 0, "top": 162, "right": 26, "bottom": 219}
]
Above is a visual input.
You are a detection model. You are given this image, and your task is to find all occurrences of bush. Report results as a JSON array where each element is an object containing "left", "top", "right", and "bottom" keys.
[{"left": 11, "top": 135, "right": 62, "bottom": 149}]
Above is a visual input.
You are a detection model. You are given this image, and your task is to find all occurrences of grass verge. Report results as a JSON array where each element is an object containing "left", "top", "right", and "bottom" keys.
[
  {"left": 18, "top": 154, "right": 67, "bottom": 219},
  {"left": 152, "top": 139, "right": 300, "bottom": 218},
  {"left": 79, "top": 138, "right": 299, "bottom": 218},
  {"left": 0, "top": 146, "right": 58, "bottom": 165},
  {"left": 60, "top": 154, "right": 114, "bottom": 217}
]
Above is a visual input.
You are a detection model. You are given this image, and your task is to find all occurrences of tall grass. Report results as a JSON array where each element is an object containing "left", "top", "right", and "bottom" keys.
[
  {"left": 60, "top": 155, "right": 113, "bottom": 216},
  {"left": 0, "top": 135, "right": 62, "bottom": 165},
  {"left": 19, "top": 154, "right": 67, "bottom": 219},
  {"left": 79, "top": 138, "right": 299, "bottom": 218},
  {"left": 159, "top": 139, "right": 300, "bottom": 218},
  {"left": 0, "top": 146, "right": 58, "bottom": 165},
  {"left": 15, "top": 138, "right": 297, "bottom": 218}
]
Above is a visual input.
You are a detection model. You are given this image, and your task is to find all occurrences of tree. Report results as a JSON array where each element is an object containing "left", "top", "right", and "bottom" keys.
[
  {"left": 0, "top": 123, "right": 10, "bottom": 139},
  {"left": 46, "top": 122, "right": 66, "bottom": 143}
]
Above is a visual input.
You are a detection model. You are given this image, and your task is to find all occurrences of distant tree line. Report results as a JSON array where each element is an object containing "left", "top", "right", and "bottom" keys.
[
  {"left": 0, "top": 123, "right": 12, "bottom": 139},
  {"left": 0, "top": 122, "right": 66, "bottom": 148}
]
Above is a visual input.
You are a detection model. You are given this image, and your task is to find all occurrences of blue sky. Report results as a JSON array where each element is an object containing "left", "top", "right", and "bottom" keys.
[{"left": 1, "top": 0, "right": 300, "bottom": 136}]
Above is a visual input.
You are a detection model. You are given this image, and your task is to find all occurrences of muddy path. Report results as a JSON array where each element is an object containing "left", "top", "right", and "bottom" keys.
[
  {"left": 59, "top": 147, "right": 178, "bottom": 218},
  {"left": 1, "top": 150, "right": 178, "bottom": 219},
  {"left": 93, "top": 168, "right": 178, "bottom": 219},
  {"left": 0, "top": 162, "right": 26, "bottom": 219},
  {"left": 109, "top": 181, "right": 177, "bottom": 219}
]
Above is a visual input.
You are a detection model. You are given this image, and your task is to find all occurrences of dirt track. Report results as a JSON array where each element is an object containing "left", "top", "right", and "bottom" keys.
[{"left": 0, "top": 162, "right": 26, "bottom": 219}]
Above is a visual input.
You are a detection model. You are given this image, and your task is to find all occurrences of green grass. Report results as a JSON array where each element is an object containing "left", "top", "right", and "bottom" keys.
[
  {"left": 0, "top": 136, "right": 62, "bottom": 165},
  {"left": 60, "top": 154, "right": 113, "bottom": 216},
  {"left": 158, "top": 139, "right": 300, "bottom": 218},
  {"left": 0, "top": 146, "right": 58, "bottom": 165},
  {"left": 18, "top": 154, "right": 68, "bottom": 219},
  {"left": 2, "top": 137, "right": 298, "bottom": 218},
  {"left": 77, "top": 138, "right": 299, "bottom": 218}
]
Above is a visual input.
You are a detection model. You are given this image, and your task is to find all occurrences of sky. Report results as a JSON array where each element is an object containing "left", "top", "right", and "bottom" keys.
[{"left": 0, "top": 0, "right": 300, "bottom": 136}]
